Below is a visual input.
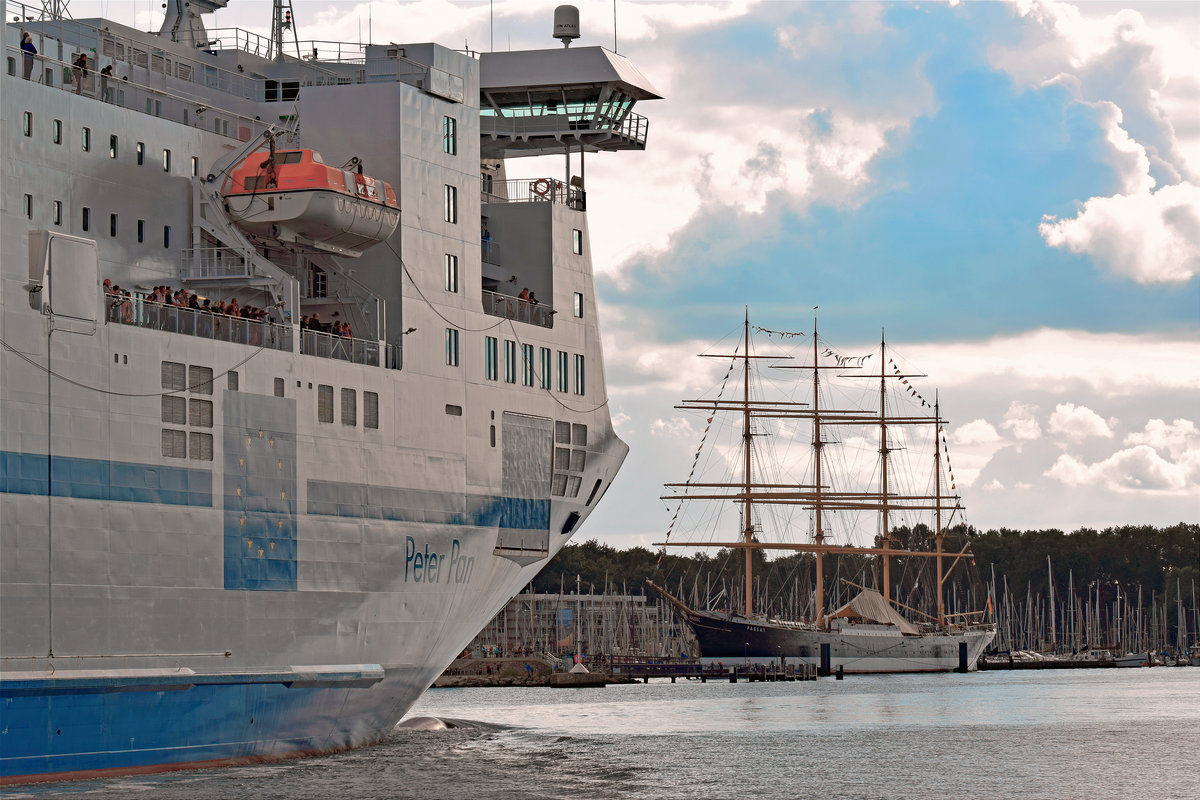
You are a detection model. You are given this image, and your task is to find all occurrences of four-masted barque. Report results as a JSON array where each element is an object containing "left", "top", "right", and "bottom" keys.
[{"left": 651, "top": 312, "right": 996, "bottom": 673}]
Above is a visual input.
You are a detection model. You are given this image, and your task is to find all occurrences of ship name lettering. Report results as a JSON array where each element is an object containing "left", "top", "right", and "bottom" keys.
[
  {"left": 404, "top": 536, "right": 473, "bottom": 584},
  {"left": 449, "top": 539, "right": 474, "bottom": 584},
  {"left": 405, "top": 536, "right": 441, "bottom": 583}
]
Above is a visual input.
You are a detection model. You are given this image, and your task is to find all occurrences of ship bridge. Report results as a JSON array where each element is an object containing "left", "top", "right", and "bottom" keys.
[{"left": 479, "top": 46, "right": 661, "bottom": 159}]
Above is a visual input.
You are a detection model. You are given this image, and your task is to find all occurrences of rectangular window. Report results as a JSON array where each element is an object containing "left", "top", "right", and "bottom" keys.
[
  {"left": 188, "top": 365, "right": 213, "bottom": 394},
  {"left": 109, "top": 134, "right": 118, "bottom": 158},
  {"left": 572, "top": 228, "right": 583, "bottom": 255},
  {"left": 317, "top": 384, "right": 334, "bottom": 423},
  {"left": 445, "top": 327, "right": 459, "bottom": 366},
  {"left": 162, "top": 149, "right": 171, "bottom": 172},
  {"left": 136, "top": 142, "right": 145, "bottom": 165},
  {"left": 22, "top": 111, "right": 31, "bottom": 137},
  {"left": 442, "top": 115, "right": 457, "bottom": 155},
  {"left": 341, "top": 388, "right": 357, "bottom": 426},
  {"left": 162, "top": 429, "right": 187, "bottom": 459},
  {"left": 573, "top": 292, "right": 584, "bottom": 318},
  {"left": 189, "top": 398, "right": 214, "bottom": 427},
  {"left": 557, "top": 350, "right": 569, "bottom": 393},
  {"left": 521, "top": 343, "right": 535, "bottom": 387},
  {"left": 444, "top": 254, "right": 459, "bottom": 293},
  {"left": 484, "top": 336, "right": 498, "bottom": 381},
  {"left": 137, "top": 219, "right": 145, "bottom": 242},
  {"left": 443, "top": 184, "right": 457, "bottom": 223},
  {"left": 81, "top": 207, "right": 90, "bottom": 232},
  {"left": 163, "top": 225, "right": 171, "bottom": 248},
  {"left": 191, "top": 156, "right": 199, "bottom": 177},
  {"left": 364, "top": 391, "right": 379, "bottom": 429},
  {"left": 82, "top": 127, "right": 91, "bottom": 151},
  {"left": 161, "top": 395, "right": 186, "bottom": 424},
  {"left": 109, "top": 213, "right": 118, "bottom": 237},
  {"left": 52, "top": 119, "right": 61, "bottom": 144},
  {"left": 540, "top": 347, "right": 552, "bottom": 389},
  {"left": 227, "top": 371, "right": 239, "bottom": 391},
  {"left": 574, "top": 354, "right": 585, "bottom": 395},
  {"left": 274, "top": 377, "right": 285, "bottom": 398},
  {"left": 161, "top": 361, "right": 186, "bottom": 391},
  {"left": 53, "top": 201, "right": 62, "bottom": 226},
  {"left": 22, "top": 194, "right": 32, "bottom": 220},
  {"left": 503, "top": 340, "right": 516, "bottom": 384},
  {"left": 189, "top": 432, "right": 214, "bottom": 461}
]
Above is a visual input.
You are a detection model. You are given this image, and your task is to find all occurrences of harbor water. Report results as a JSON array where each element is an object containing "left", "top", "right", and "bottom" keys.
[{"left": 5, "top": 669, "right": 1197, "bottom": 799}]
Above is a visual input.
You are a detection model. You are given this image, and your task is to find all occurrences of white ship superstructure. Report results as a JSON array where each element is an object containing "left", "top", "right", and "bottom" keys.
[{"left": 0, "top": 0, "right": 658, "bottom": 782}]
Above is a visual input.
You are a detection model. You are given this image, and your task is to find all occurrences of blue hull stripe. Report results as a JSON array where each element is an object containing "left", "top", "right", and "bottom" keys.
[
  {"left": 307, "top": 479, "right": 550, "bottom": 530},
  {"left": 0, "top": 669, "right": 386, "bottom": 780},
  {"left": 0, "top": 451, "right": 212, "bottom": 506}
]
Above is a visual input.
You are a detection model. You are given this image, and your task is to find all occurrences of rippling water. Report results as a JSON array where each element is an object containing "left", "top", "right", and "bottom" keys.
[{"left": 7, "top": 670, "right": 1198, "bottom": 799}]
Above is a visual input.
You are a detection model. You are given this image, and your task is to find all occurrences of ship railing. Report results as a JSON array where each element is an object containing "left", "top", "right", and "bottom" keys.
[
  {"left": 480, "top": 108, "right": 649, "bottom": 147},
  {"left": 5, "top": 41, "right": 269, "bottom": 143},
  {"left": 482, "top": 290, "right": 554, "bottom": 329},
  {"left": 481, "top": 178, "right": 585, "bottom": 209},
  {"left": 182, "top": 246, "right": 256, "bottom": 280},
  {"left": 105, "top": 292, "right": 293, "bottom": 352},
  {"left": 481, "top": 239, "right": 502, "bottom": 265},
  {"left": 300, "top": 328, "right": 380, "bottom": 367}
]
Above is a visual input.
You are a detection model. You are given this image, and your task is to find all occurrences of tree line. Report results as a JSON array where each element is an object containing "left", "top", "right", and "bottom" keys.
[{"left": 530, "top": 523, "right": 1199, "bottom": 619}]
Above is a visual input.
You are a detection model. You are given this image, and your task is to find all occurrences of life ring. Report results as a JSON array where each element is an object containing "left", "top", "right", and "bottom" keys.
[{"left": 532, "top": 178, "right": 552, "bottom": 197}]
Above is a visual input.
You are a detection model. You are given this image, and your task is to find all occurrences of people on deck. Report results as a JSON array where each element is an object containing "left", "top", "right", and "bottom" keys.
[{"left": 21, "top": 34, "right": 36, "bottom": 81}]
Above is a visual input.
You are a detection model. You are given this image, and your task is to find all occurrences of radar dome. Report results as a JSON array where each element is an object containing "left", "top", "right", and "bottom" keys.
[{"left": 553, "top": 5, "right": 580, "bottom": 47}]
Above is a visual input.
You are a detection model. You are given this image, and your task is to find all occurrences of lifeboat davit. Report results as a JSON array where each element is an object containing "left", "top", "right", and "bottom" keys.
[{"left": 223, "top": 149, "right": 400, "bottom": 257}]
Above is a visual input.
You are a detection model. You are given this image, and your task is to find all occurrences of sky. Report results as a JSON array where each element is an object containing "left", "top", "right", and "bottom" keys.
[{"left": 74, "top": 0, "right": 1200, "bottom": 550}]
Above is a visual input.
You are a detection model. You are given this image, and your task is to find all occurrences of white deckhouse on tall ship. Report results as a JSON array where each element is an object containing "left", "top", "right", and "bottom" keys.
[{"left": 0, "top": 0, "right": 658, "bottom": 783}]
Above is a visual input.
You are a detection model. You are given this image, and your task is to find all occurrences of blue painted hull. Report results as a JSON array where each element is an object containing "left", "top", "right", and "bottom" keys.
[{"left": 1, "top": 667, "right": 404, "bottom": 782}]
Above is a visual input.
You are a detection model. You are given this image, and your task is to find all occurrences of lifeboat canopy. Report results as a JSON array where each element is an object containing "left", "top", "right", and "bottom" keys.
[{"left": 223, "top": 148, "right": 400, "bottom": 257}]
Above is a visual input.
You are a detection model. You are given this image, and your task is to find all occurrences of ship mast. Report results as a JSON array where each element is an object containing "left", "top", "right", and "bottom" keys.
[
  {"left": 812, "top": 314, "right": 825, "bottom": 623},
  {"left": 935, "top": 393, "right": 945, "bottom": 626},
  {"left": 741, "top": 311, "right": 754, "bottom": 618},
  {"left": 879, "top": 331, "right": 892, "bottom": 604}
]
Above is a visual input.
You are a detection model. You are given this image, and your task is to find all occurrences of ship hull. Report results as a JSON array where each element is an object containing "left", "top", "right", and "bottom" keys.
[{"left": 685, "top": 609, "right": 996, "bottom": 673}]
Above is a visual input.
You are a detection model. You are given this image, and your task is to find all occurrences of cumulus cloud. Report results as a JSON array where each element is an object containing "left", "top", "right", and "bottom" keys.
[
  {"left": 1124, "top": 418, "right": 1200, "bottom": 459},
  {"left": 954, "top": 419, "right": 1002, "bottom": 445},
  {"left": 649, "top": 417, "right": 697, "bottom": 439},
  {"left": 1045, "top": 444, "right": 1194, "bottom": 492},
  {"left": 1047, "top": 402, "right": 1114, "bottom": 440},
  {"left": 1039, "top": 181, "right": 1200, "bottom": 283},
  {"left": 1002, "top": 401, "right": 1043, "bottom": 441},
  {"left": 992, "top": 1, "right": 1200, "bottom": 283}
]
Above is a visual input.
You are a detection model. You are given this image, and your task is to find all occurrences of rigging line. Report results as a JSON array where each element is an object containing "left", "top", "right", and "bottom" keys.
[
  {"left": 501, "top": 319, "right": 612, "bottom": 414},
  {"left": 391, "top": 244, "right": 505, "bottom": 333},
  {"left": 0, "top": 336, "right": 268, "bottom": 397}
]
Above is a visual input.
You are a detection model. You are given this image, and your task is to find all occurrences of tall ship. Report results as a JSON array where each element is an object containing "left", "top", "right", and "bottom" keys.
[
  {"left": 652, "top": 313, "right": 997, "bottom": 673},
  {"left": 0, "top": 0, "right": 658, "bottom": 783}
]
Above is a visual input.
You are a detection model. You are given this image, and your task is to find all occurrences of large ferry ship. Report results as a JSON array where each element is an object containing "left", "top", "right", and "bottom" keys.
[{"left": 0, "top": 0, "right": 658, "bottom": 783}]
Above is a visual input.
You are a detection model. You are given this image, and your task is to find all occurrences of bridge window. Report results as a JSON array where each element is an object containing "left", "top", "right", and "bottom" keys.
[
  {"left": 53, "top": 201, "right": 62, "bottom": 226},
  {"left": 364, "top": 391, "right": 379, "bottom": 429},
  {"left": 444, "top": 254, "right": 458, "bottom": 292},
  {"left": 162, "top": 148, "right": 171, "bottom": 172},
  {"left": 443, "top": 184, "right": 457, "bottom": 223},
  {"left": 573, "top": 292, "right": 583, "bottom": 318},
  {"left": 317, "top": 384, "right": 333, "bottom": 423},
  {"left": 484, "top": 336, "right": 498, "bottom": 380},
  {"left": 572, "top": 228, "right": 582, "bottom": 255},
  {"left": 109, "top": 135, "right": 118, "bottom": 158},
  {"left": 52, "top": 119, "right": 61, "bottom": 144},
  {"left": 82, "top": 126, "right": 91, "bottom": 151},
  {"left": 574, "top": 354, "right": 585, "bottom": 395},
  {"left": 521, "top": 344, "right": 535, "bottom": 386},
  {"left": 445, "top": 328, "right": 460, "bottom": 366},
  {"left": 136, "top": 142, "right": 145, "bottom": 165},
  {"left": 22, "top": 111, "right": 31, "bottom": 137},
  {"left": 22, "top": 194, "right": 32, "bottom": 220},
  {"left": 540, "top": 347, "right": 552, "bottom": 389},
  {"left": 503, "top": 340, "right": 516, "bottom": 383},
  {"left": 443, "top": 116, "right": 457, "bottom": 155},
  {"left": 557, "top": 351, "right": 568, "bottom": 393}
]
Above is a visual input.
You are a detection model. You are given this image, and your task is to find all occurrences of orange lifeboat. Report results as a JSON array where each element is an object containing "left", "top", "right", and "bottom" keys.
[{"left": 223, "top": 148, "right": 400, "bottom": 257}]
